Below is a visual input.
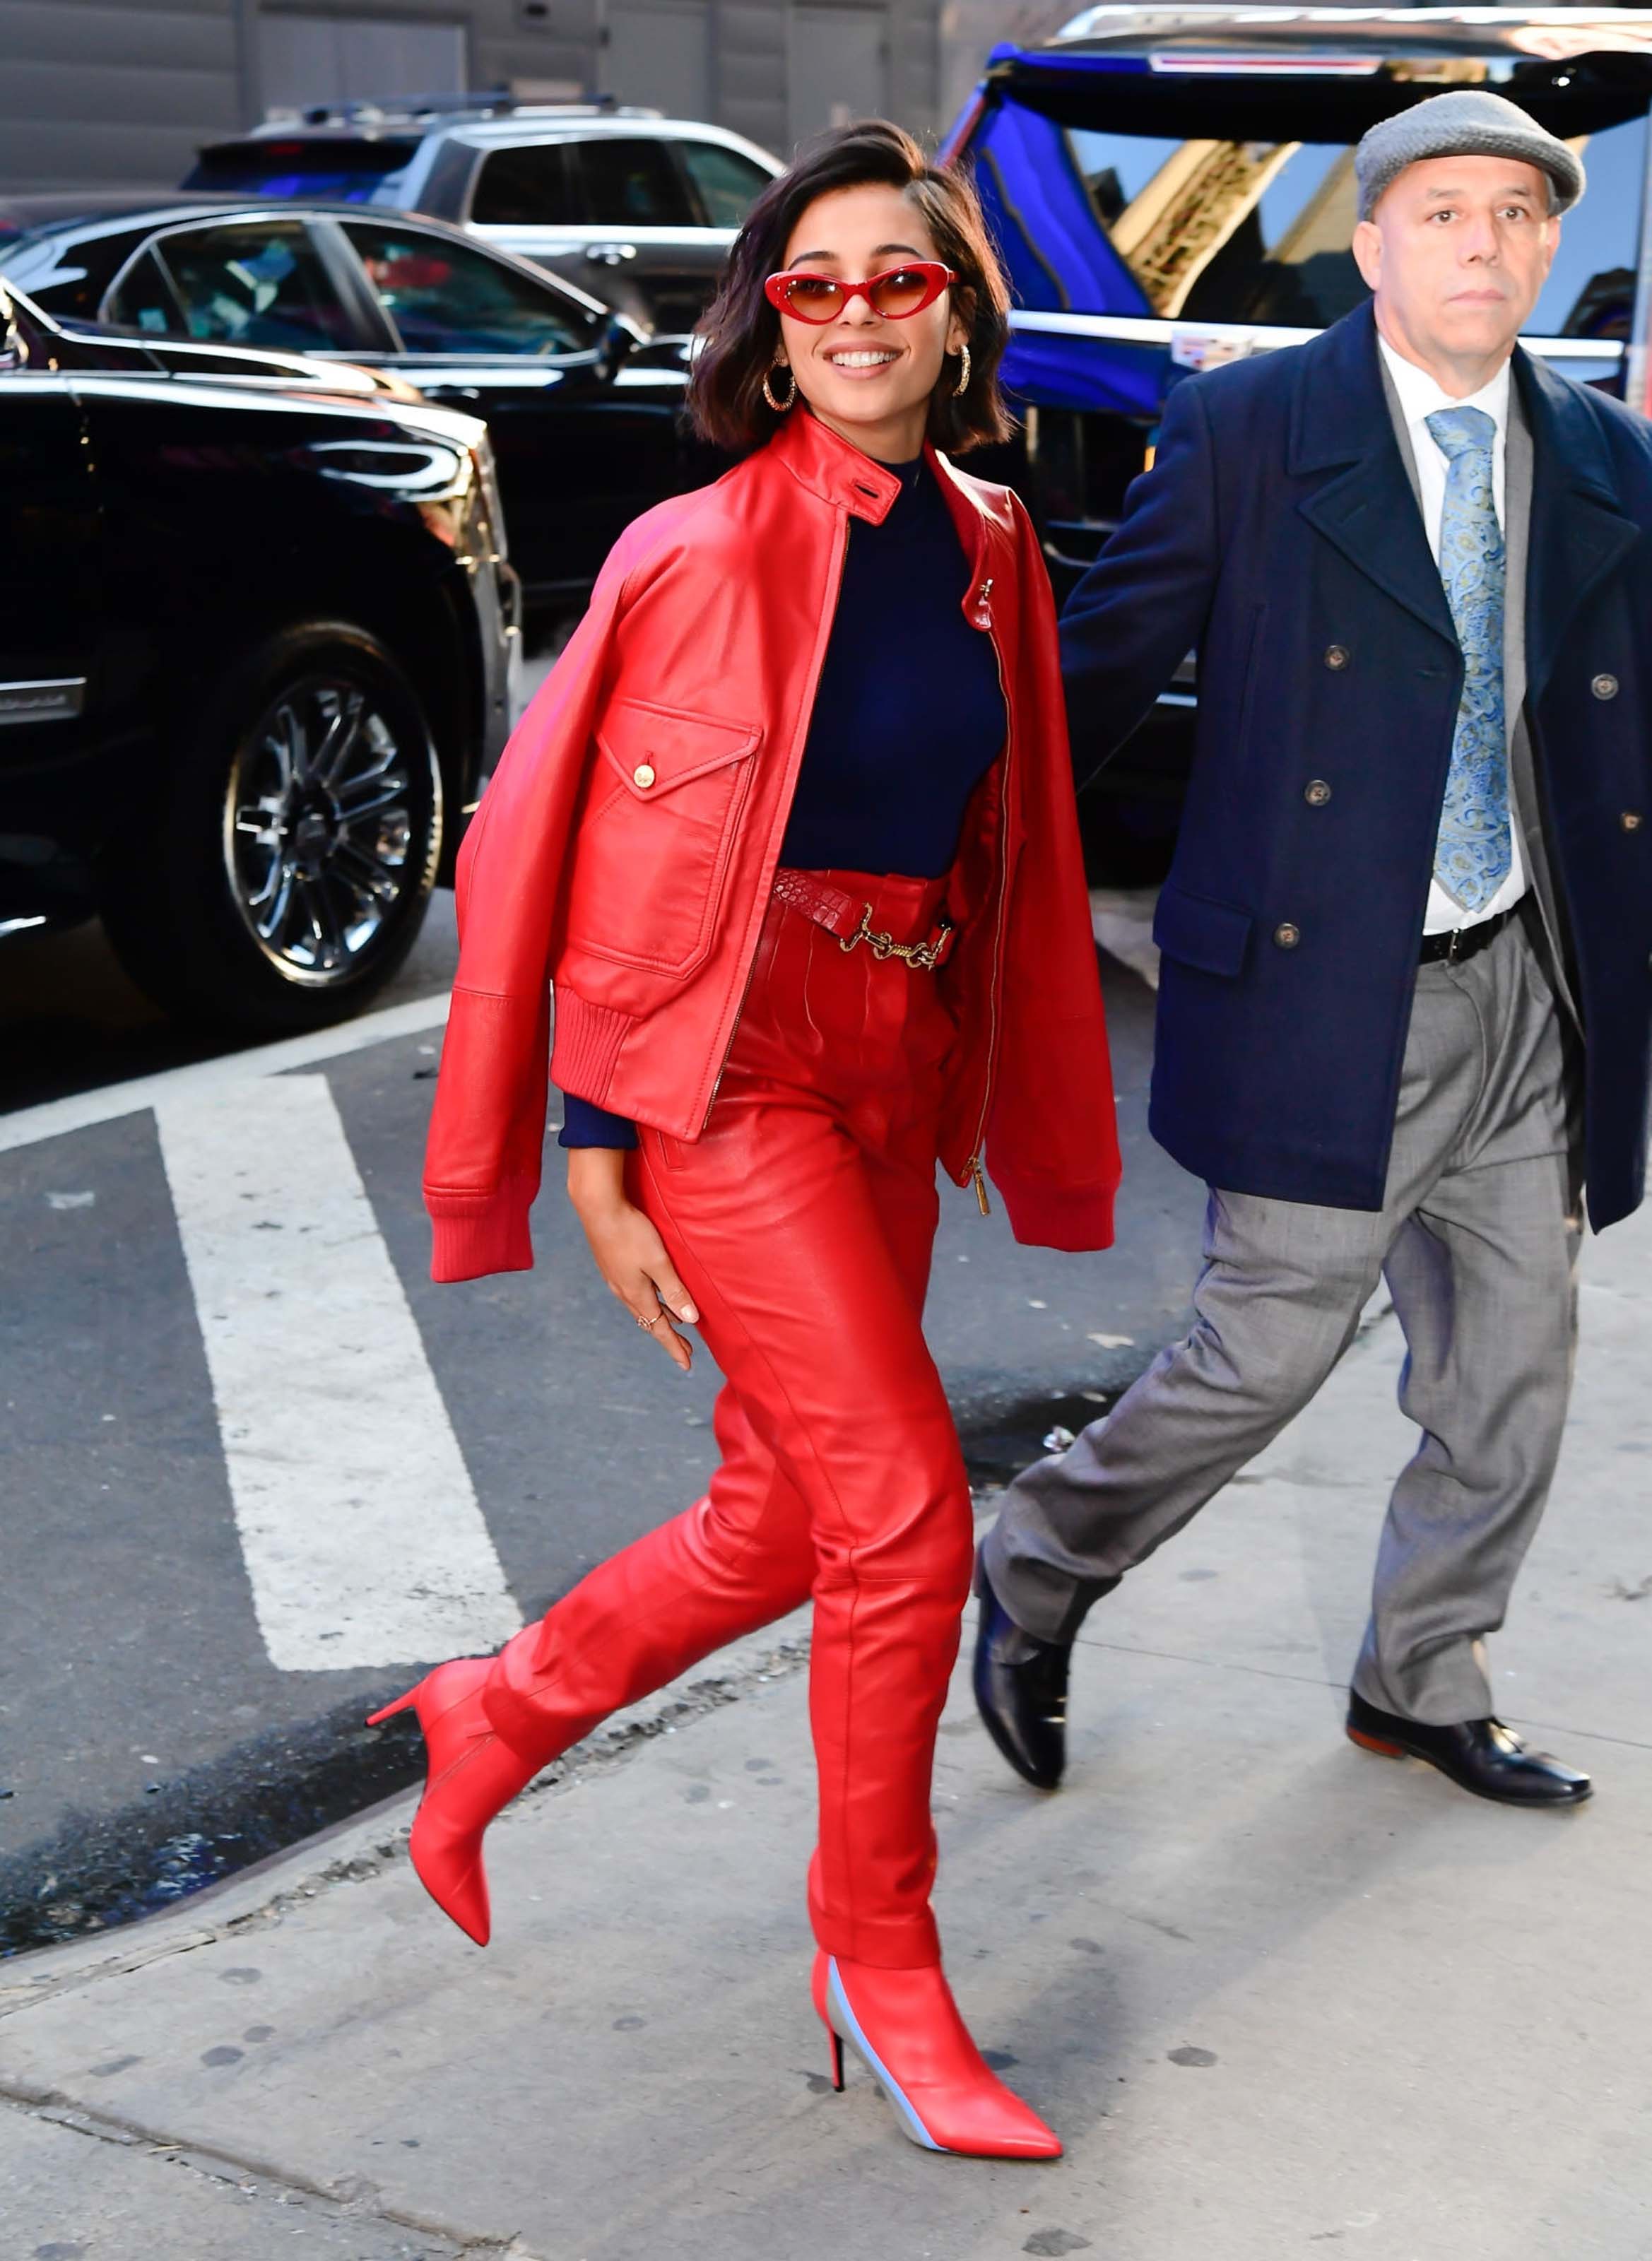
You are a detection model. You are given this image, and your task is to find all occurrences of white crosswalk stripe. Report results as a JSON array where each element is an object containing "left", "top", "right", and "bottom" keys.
[{"left": 155, "top": 1072, "right": 521, "bottom": 1671}]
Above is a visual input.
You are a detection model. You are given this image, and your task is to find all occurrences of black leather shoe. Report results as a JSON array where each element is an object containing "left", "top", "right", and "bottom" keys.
[
  {"left": 1346, "top": 1689, "right": 1591, "bottom": 1807},
  {"left": 972, "top": 1551, "right": 1072, "bottom": 1790}
]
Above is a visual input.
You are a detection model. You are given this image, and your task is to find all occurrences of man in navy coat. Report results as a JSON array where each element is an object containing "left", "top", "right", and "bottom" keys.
[{"left": 976, "top": 90, "right": 1652, "bottom": 1807}]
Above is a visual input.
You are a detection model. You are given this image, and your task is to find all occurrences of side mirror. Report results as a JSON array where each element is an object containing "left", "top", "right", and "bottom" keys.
[{"left": 597, "top": 310, "right": 644, "bottom": 382}]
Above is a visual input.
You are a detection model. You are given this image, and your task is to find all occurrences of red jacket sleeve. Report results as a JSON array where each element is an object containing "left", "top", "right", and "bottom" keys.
[
  {"left": 422, "top": 553, "right": 630, "bottom": 1282},
  {"left": 985, "top": 496, "right": 1122, "bottom": 1253}
]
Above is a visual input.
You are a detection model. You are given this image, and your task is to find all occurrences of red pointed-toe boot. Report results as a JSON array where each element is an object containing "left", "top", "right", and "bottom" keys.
[
  {"left": 366, "top": 1658, "right": 541, "bottom": 1946},
  {"left": 812, "top": 1952, "right": 1062, "bottom": 2159}
]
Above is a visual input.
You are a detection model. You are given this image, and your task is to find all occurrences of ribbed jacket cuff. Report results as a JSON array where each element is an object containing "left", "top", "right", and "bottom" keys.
[
  {"left": 427, "top": 1176, "right": 537, "bottom": 1283},
  {"left": 996, "top": 1174, "right": 1117, "bottom": 1255}
]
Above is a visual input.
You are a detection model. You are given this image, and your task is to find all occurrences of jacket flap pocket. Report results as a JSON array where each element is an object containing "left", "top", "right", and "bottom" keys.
[
  {"left": 595, "top": 697, "right": 762, "bottom": 800},
  {"left": 1152, "top": 882, "right": 1253, "bottom": 978}
]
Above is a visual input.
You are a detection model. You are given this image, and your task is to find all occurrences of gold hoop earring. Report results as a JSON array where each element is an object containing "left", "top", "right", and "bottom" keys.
[
  {"left": 762, "top": 360, "right": 797, "bottom": 413},
  {"left": 952, "top": 341, "right": 972, "bottom": 398}
]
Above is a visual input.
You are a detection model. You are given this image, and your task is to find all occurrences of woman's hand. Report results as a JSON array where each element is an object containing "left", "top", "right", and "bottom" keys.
[{"left": 565, "top": 1148, "right": 699, "bottom": 1372}]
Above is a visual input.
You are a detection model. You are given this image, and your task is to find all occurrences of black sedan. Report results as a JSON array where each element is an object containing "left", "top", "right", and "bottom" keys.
[
  {"left": 0, "top": 278, "right": 517, "bottom": 1032},
  {"left": 0, "top": 199, "right": 704, "bottom": 607}
]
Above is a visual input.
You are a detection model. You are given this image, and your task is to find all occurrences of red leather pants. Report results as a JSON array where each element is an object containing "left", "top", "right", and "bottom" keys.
[{"left": 484, "top": 872, "right": 975, "bottom": 1967}]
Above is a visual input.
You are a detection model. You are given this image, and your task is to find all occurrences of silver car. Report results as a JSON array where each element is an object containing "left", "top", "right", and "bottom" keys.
[{"left": 184, "top": 96, "right": 782, "bottom": 341}]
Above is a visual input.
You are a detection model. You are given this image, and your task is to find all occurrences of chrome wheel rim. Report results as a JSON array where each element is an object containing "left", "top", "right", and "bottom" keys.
[{"left": 223, "top": 675, "right": 436, "bottom": 986}]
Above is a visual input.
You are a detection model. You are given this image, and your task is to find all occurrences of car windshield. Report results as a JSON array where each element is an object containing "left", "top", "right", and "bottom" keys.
[
  {"left": 972, "top": 61, "right": 1649, "bottom": 341},
  {"left": 182, "top": 138, "right": 421, "bottom": 204}
]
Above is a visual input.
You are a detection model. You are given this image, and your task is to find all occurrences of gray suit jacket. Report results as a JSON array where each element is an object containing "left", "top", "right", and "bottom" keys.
[{"left": 1379, "top": 356, "right": 1579, "bottom": 1024}]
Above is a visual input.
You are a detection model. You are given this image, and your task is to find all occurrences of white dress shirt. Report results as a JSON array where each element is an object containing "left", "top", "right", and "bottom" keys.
[{"left": 1377, "top": 334, "right": 1528, "bottom": 933}]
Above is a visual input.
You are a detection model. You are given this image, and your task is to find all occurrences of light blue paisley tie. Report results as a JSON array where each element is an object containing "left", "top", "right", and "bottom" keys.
[{"left": 1426, "top": 405, "right": 1510, "bottom": 913}]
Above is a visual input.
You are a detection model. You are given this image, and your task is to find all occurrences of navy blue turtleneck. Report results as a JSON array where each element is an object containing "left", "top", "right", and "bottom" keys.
[{"left": 559, "top": 451, "right": 1006, "bottom": 1148}]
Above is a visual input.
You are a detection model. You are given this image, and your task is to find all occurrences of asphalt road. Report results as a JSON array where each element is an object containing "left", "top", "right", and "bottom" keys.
[{"left": 0, "top": 674, "right": 1204, "bottom": 1956}]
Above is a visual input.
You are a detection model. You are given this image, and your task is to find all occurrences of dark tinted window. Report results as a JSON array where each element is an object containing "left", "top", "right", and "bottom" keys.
[
  {"left": 344, "top": 220, "right": 588, "bottom": 353},
  {"left": 470, "top": 143, "right": 579, "bottom": 225},
  {"left": 577, "top": 137, "right": 694, "bottom": 225},
  {"left": 183, "top": 137, "right": 420, "bottom": 204},
  {"left": 151, "top": 221, "right": 359, "bottom": 349},
  {"left": 678, "top": 140, "right": 772, "bottom": 227},
  {"left": 105, "top": 247, "right": 187, "bottom": 334},
  {"left": 9, "top": 225, "right": 158, "bottom": 321}
]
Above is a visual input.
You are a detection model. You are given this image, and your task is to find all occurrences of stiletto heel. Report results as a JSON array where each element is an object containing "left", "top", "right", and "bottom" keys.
[
  {"left": 365, "top": 1656, "right": 541, "bottom": 1947},
  {"left": 811, "top": 1952, "right": 1061, "bottom": 2159}
]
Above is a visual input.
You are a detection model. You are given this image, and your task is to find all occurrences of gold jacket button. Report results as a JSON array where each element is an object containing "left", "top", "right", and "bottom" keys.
[
  {"left": 1274, "top": 921, "right": 1302, "bottom": 950},
  {"left": 633, "top": 763, "right": 656, "bottom": 789},
  {"left": 1324, "top": 644, "right": 1350, "bottom": 671},
  {"left": 1593, "top": 672, "right": 1620, "bottom": 700},
  {"left": 1304, "top": 779, "right": 1332, "bottom": 806},
  {"left": 1623, "top": 810, "right": 1644, "bottom": 832}
]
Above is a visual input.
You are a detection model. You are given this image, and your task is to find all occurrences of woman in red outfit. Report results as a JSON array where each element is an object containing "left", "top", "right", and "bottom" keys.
[{"left": 375, "top": 122, "right": 1120, "bottom": 2160}]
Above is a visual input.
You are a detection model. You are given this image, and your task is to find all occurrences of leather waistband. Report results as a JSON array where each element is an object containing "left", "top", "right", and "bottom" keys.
[
  {"left": 1418, "top": 904, "right": 1517, "bottom": 967},
  {"left": 772, "top": 868, "right": 957, "bottom": 971}
]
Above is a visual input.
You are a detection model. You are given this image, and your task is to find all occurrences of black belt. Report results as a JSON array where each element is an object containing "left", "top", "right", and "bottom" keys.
[{"left": 1418, "top": 904, "right": 1516, "bottom": 967}]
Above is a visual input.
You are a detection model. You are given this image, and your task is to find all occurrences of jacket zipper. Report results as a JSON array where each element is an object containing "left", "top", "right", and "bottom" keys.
[
  {"left": 701, "top": 502, "right": 854, "bottom": 1130},
  {"left": 965, "top": 589, "right": 1015, "bottom": 1217}
]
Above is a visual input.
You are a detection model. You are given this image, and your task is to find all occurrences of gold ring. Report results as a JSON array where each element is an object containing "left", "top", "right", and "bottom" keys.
[{"left": 637, "top": 1308, "right": 666, "bottom": 1330}]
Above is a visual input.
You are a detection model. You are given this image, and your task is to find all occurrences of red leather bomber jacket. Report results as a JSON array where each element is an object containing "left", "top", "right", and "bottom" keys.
[{"left": 424, "top": 408, "right": 1121, "bottom": 1282}]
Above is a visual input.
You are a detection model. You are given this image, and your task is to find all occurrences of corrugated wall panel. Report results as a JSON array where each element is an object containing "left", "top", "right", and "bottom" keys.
[
  {"left": 0, "top": 0, "right": 240, "bottom": 192},
  {"left": 0, "top": 1, "right": 236, "bottom": 68}
]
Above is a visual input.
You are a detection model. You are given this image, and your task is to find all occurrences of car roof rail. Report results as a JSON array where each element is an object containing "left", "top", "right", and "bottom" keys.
[{"left": 285, "top": 88, "right": 661, "bottom": 129}]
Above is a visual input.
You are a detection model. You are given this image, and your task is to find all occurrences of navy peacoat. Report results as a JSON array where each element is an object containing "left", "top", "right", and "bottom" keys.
[{"left": 1062, "top": 300, "right": 1652, "bottom": 1229}]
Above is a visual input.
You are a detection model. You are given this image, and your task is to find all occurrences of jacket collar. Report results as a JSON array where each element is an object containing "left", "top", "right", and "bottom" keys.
[
  {"left": 1288, "top": 302, "right": 1458, "bottom": 650},
  {"left": 1288, "top": 300, "right": 1639, "bottom": 678},
  {"left": 767, "top": 406, "right": 905, "bottom": 523},
  {"left": 1517, "top": 345, "right": 1640, "bottom": 702}
]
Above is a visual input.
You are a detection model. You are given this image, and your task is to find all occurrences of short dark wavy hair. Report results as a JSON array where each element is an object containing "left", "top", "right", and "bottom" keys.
[{"left": 688, "top": 119, "right": 1013, "bottom": 457}]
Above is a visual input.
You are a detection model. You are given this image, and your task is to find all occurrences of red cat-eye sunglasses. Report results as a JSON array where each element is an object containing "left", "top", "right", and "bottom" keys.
[{"left": 763, "top": 261, "right": 957, "bottom": 324}]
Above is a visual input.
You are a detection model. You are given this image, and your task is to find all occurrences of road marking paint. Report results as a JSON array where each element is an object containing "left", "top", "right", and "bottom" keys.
[
  {"left": 155, "top": 1073, "right": 520, "bottom": 1671},
  {"left": 0, "top": 990, "right": 450, "bottom": 1157}
]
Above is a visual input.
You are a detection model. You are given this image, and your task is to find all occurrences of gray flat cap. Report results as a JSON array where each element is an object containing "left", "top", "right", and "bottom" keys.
[{"left": 1356, "top": 90, "right": 1585, "bottom": 220}]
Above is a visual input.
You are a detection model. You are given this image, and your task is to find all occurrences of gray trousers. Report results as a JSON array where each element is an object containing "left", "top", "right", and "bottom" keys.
[{"left": 984, "top": 911, "right": 1583, "bottom": 1723}]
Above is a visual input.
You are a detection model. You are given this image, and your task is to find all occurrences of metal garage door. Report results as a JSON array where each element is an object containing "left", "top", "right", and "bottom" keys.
[
  {"left": 603, "top": 3, "right": 713, "bottom": 119},
  {"left": 789, "top": 6, "right": 888, "bottom": 150},
  {"left": 258, "top": 15, "right": 468, "bottom": 113}
]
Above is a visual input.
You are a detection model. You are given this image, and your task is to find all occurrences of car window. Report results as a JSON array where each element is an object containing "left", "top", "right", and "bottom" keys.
[
  {"left": 151, "top": 221, "right": 358, "bottom": 349},
  {"left": 470, "top": 143, "right": 580, "bottom": 226},
  {"left": 575, "top": 137, "right": 695, "bottom": 226},
  {"left": 183, "top": 137, "right": 421, "bottom": 204},
  {"left": 678, "top": 140, "right": 772, "bottom": 227},
  {"left": 343, "top": 220, "right": 589, "bottom": 354},
  {"left": 1044, "top": 106, "right": 1647, "bottom": 338},
  {"left": 105, "top": 247, "right": 187, "bottom": 334},
  {"left": 1527, "top": 113, "right": 1647, "bottom": 339},
  {"left": 2, "top": 225, "right": 162, "bottom": 322}
]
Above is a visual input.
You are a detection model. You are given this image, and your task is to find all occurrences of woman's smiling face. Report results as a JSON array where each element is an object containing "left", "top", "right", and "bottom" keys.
[{"left": 774, "top": 180, "right": 968, "bottom": 461}]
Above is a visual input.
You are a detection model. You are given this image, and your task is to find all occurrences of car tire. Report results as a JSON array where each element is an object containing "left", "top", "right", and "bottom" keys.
[{"left": 100, "top": 622, "right": 443, "bottom": 1036}]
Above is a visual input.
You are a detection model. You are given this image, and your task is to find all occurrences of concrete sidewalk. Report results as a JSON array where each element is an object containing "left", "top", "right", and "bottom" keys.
[{"left": 4, "top": 1215, "right": 1650, "bottom": 2261}]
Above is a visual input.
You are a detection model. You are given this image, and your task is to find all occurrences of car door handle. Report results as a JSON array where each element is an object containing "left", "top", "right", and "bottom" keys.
[{"left": 583, "top": 242, "right": 638, "bottom": 266}]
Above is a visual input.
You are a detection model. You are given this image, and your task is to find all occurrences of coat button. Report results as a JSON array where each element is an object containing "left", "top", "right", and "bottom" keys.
[
  {"left": 1324, "top": 644, "right": 1350, "bottom": 671},
  {"left": 1623, "top": 810, "right": 1644, "bottom": 832},
  {"left": 1304, "top": 779, "right": 1332, "bottom": 807},
  {"left": 1274, "top": 921, "right": 1302, "bottom": 950},
  {"left": 632, "top": 764, "right": 656, "bottom": 789},
  {"left": 1592, "top": 673, "right": 1619, "bottom": 699}
]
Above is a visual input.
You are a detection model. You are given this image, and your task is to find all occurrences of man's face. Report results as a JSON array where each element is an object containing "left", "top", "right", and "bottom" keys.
[{"left": 1352, "top": 154, "right": 1559, "bottom": 372}]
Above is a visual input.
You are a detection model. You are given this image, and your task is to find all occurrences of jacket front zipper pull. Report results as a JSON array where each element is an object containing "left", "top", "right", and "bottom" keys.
[{"left": 970, "top": 1156, "right": 991, "bottom": 1217}]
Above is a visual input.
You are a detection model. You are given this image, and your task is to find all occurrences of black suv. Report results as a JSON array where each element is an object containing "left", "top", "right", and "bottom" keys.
[
  {"left": 0, "top": 280, "right": 518, "bottom": 1033},
  {"left": 184, "top": 95, "right": 781, "bottom": 339}
]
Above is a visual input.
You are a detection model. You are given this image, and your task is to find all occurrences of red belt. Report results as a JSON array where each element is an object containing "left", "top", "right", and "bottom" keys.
[{"left": 772, "top": 869, "right": 957, "bottom": 972}]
